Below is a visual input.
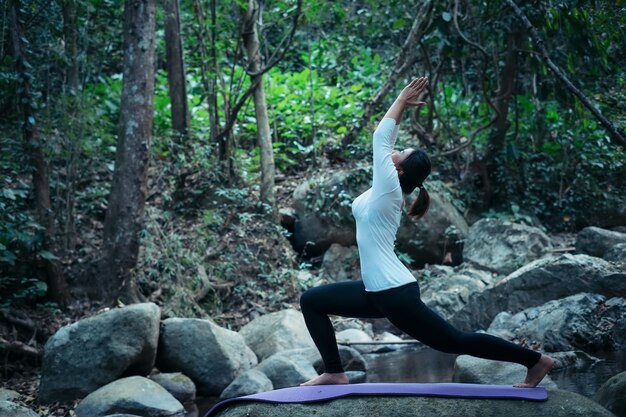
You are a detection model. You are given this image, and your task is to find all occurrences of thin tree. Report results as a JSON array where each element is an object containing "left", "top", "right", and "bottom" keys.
[
  {"left": 241, "top": 0, "right": 275, "bottom": 208},
  {"left": 9, "top": 0, "right": 69, "bottom": 307},
  {"left": 164, "top": 0, "right": 190, "bottom": 138},
  {"left": 95, "top": 0, "right": 157, "bottom": 303}
]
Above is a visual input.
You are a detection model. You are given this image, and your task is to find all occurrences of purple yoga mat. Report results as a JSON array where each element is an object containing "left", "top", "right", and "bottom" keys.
[{"left": 204, "top": 382, "right": 548, "bottom": 417}]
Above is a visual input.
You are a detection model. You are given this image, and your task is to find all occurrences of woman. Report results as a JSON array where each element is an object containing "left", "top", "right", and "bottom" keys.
[{"left": 299, "top": 77, "right": 554, "bottom": 388}]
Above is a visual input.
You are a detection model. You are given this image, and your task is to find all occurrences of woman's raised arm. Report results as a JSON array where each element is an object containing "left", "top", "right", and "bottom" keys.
[{"left": 383, "top": 77, "right": 429, "bottom": 124}]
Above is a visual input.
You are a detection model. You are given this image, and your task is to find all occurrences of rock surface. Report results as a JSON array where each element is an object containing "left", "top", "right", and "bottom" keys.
[
  {"left": 450, "top": 254, "right": 625, "bottom": 331},
  {"left": 149, "top": 372, "right": 196, "bottom": 404},
  {"left": 255, "top": 352, "right": 318, "bottom": 389},
  {"left": 39, "top": 303, "right": 161, "bottom": 402},
  {"left": 239, "top": 309, "right": 314, "bottom": 361},
  {"left": 594, "top": 371, "right": 626, "bottom": 417},
  {"left": 321, "top": 244, "right": 360, "bottom": 282},
  {"left": 220, "top": 369, "right": 273, "bottom": 399},
  {"left": 463, "top": 219, "right": 553, "bottom": 275},
  {"left": 210, "top": 390, "right": 616, "bottom": 417},
  {"left": 74, "top": 376, "right": 184, "bottom": 417},
  {"left": 488, "top": 293, "right": 626, "bottom": 353},
  {"left": 420, "top": 265, "right": 497, "bottom": 319},
  {"left": 291, "top": 168, "right": 469, "bottom": 264},
  {"left": 576, "top": 226, "right": 626, "bottom": 258},
  {"left": 156, "top": 318, "right": 257, "bottom": 396},
  {"left": 0, "top": 401, "right": 41, "bottom": 417},
  {"left": 452, "top": 355, "right": 556, "bottom": 388}
]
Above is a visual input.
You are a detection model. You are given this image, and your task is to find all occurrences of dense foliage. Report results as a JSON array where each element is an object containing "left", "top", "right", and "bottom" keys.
[{"left": 0, "top": 0, "right": 624, "bottom": 315}]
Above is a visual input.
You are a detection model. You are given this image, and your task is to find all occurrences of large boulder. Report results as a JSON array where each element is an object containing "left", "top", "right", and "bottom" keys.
[
  {"left": 211, "top": 389, "right": 616, "bottom": 417},
  {"left": 488, "top": 293, "right": 626, "bottom": 353},
  {"left": 0, "top": 388, "right": 20, "bottom": 402},
  {"left": 156, "top": 318, "right": 257, "bottom": 396},
  {"left": 291, "top": 168, "right": 469, "bottom": 265},
  {"left": 0, "top": 401, "right": 40, "bottom": 417},
  {"left": 420, "top": 265, "right": 497, "bottom": 320},
  {"left": 450, "top": 254, "right": 626, "bottom": 331},
  {"left": 39, "top": 303, "right": 161, "bottom": 403},
  {"left": 595, "top": 371, "right": 626, "bottom": 417},
  {"left": 74, "top": 376, "right": 184, "bottom": 417},
  {"left": 452, "top": 355, "right": 556, "bottom": 388},
  {"left": 239, "top": 309, "right": 315, "bottom": 361},
  {"left": 462, "top": 219, "right": 553, "bottom": 275},
  {"left": 395, "top": 191, "right": 469, "bottom": 266},
  {"left": 577, "top": 227, "right": 626, "bottom": 258}
]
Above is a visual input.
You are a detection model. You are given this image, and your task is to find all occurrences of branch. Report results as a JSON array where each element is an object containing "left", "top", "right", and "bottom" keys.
[
  {"left": 216, "top": 0, "right": 302, "bottom": 143},
  {"left": 341, "top": 0, "right": 436, "bottom": 146},
  {"left": 0, "top": 336, "right": 41, "bottom": 358},
  {"left": 433, "top": 0, "right": 498, "bottom": 158},
  {"left": 505, "top": 0, "right": 626, "bottom": 147},
  {"left": 245, "top": 0, "right": 303, "bottom": 78}
]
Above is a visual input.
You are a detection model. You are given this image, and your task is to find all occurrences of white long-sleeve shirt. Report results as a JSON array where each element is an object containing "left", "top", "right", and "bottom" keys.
[{"left": 351, "top": 118, "right": 417, "bottom": 292}]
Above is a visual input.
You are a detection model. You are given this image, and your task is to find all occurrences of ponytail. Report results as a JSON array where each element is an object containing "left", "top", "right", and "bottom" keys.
[
  {"left": 398, "top": 149, "right": 431, "bottom": 219},
  {"left": 408, "top": 185, "right": 430, "bottom": 219}
]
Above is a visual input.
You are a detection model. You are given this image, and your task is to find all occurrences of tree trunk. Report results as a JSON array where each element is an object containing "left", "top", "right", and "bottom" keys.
[
  {"left": 241, "top": 0, "right": 275, "bottom": 208},
  {"left": 9, "top": 0, "right": 69, "bottom": 308},
  {"left": 61, "top": 0, "right": 80, "bottom": 93},
  {"left": 95, "top": 0, "right": 156, "bottom": 303},
  {"left": 484, "top": 29, "right": 522, "bottom": 192},
  {"left": 164, "top": 0, "right": 190, "bottom": 137}
]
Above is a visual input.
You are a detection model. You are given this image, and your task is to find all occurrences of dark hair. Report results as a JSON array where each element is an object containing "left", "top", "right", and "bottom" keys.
[{"left": 398, "top": 149, "right": 431, "bottom": 219}]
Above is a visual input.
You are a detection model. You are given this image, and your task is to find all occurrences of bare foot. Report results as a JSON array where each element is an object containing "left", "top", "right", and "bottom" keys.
[
  {"left": 300, "top": 372, "right": 349, "bottom": 386},
  {"left": 514, "top": 354, "right": 555, "bottom": 388}
]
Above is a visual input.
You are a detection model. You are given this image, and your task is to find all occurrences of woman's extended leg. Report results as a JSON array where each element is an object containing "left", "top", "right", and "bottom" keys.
[
  {"left": 300, "top": 280, "right": 384, "bottom": 384},
  {"left": 371, "top": 282, "right": 553, "bottom": 387}
]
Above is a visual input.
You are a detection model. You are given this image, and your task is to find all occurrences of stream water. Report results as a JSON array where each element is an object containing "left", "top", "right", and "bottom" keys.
[{"left": 189, "top": 347, "right": 626, "bottom": 417}]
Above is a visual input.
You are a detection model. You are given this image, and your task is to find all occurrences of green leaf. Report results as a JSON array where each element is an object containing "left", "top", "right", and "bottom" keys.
[
  {"left": 442, "top": 11, "right": 452, "bottom": 22},
  {"left": 38, "top": 250, "right": 59, "bottom": 261},
  {"left": 391, "top": 18, "right": 406, "bottom": 30}
]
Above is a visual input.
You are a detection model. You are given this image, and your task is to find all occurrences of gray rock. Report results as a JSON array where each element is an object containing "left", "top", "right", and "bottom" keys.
[
  {"left": 0, "top": 388, "right": 20, "bottom": 402},
  {"left": 595, "top": 371, "right": 626, "bottom": 417},
  {"left": 452, "top": 355, "right": 556, "bottom": 388},
  {"left": 220, "top": 369, "right": 273, "bottom": 399},
  {"left": 312, "top": 345, "right": 367, "bottom": 374},
  {"left": 256, "top": 353, "right": 318, "bottom": 389},
  {"left": 420, "top": 265, "right": 497, "bottom": 320},
  {"left": 395, "top": 191, "right": 469, "bottom": 266},
  {"left": 450, "top": 254, "right": 626, "bottom": 331},
  {"left": 333, "top": 318, "right": 374, "bottom": 337},
  {"left": 488, "top": 293, "right": 626, "bottom": 352},
  {"left": 0, "top": 401, "right": 41, "bottom": 417},
  {"left": 74, "top": 376, "right": 184, "bottom": 417},
  {"left": 39, "top": 303, "right": 161, "bottom": 403},
  {"left": 549, "top": 351, "right": 602, "bottom": 370},
  {"left": 156, "top": 318, "right": 257, "bottom": 396},
  {"left": 291, "top": 168, "right": 469, "bottom": 265},
  {"left": 345, "top": 371, "right": 367, "bottom": 383},
  {"left": 336, "top": 329, "right": 376, "bottom": 354},
  {"left": 211, "top": 389, "right": 615, "bottom": 417},
  {"left": 463, "top": 219, "right": 553, "bottom": 275},
  {"left": 321, "top": 244, "right": 360, "bottom": 282},
  {"left": 577, "top": 227, "right": 626, "bottom": 258},
  {"left": 239, "top": 309, "right": 315, "bottom": 361},
  {"left": 604, "top": 243, "right": 626, "bottom": 263},
  {"left": 149, "top": 372, "right": 196, "bottom": 404}
]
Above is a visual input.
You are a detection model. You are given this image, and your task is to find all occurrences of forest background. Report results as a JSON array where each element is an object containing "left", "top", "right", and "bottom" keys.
[{"left": 0, "top": 0, "right": 625, "bottom": 379}]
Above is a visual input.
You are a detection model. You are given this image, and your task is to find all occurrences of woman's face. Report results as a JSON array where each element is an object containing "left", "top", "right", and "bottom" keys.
[{"left": 391, "top": 148, "right": 415, "bottom": 174}]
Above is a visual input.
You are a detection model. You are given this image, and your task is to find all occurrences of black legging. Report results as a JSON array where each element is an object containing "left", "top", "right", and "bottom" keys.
[{"left": 300, "top": 280, "right": 541, "bottom": 373}]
